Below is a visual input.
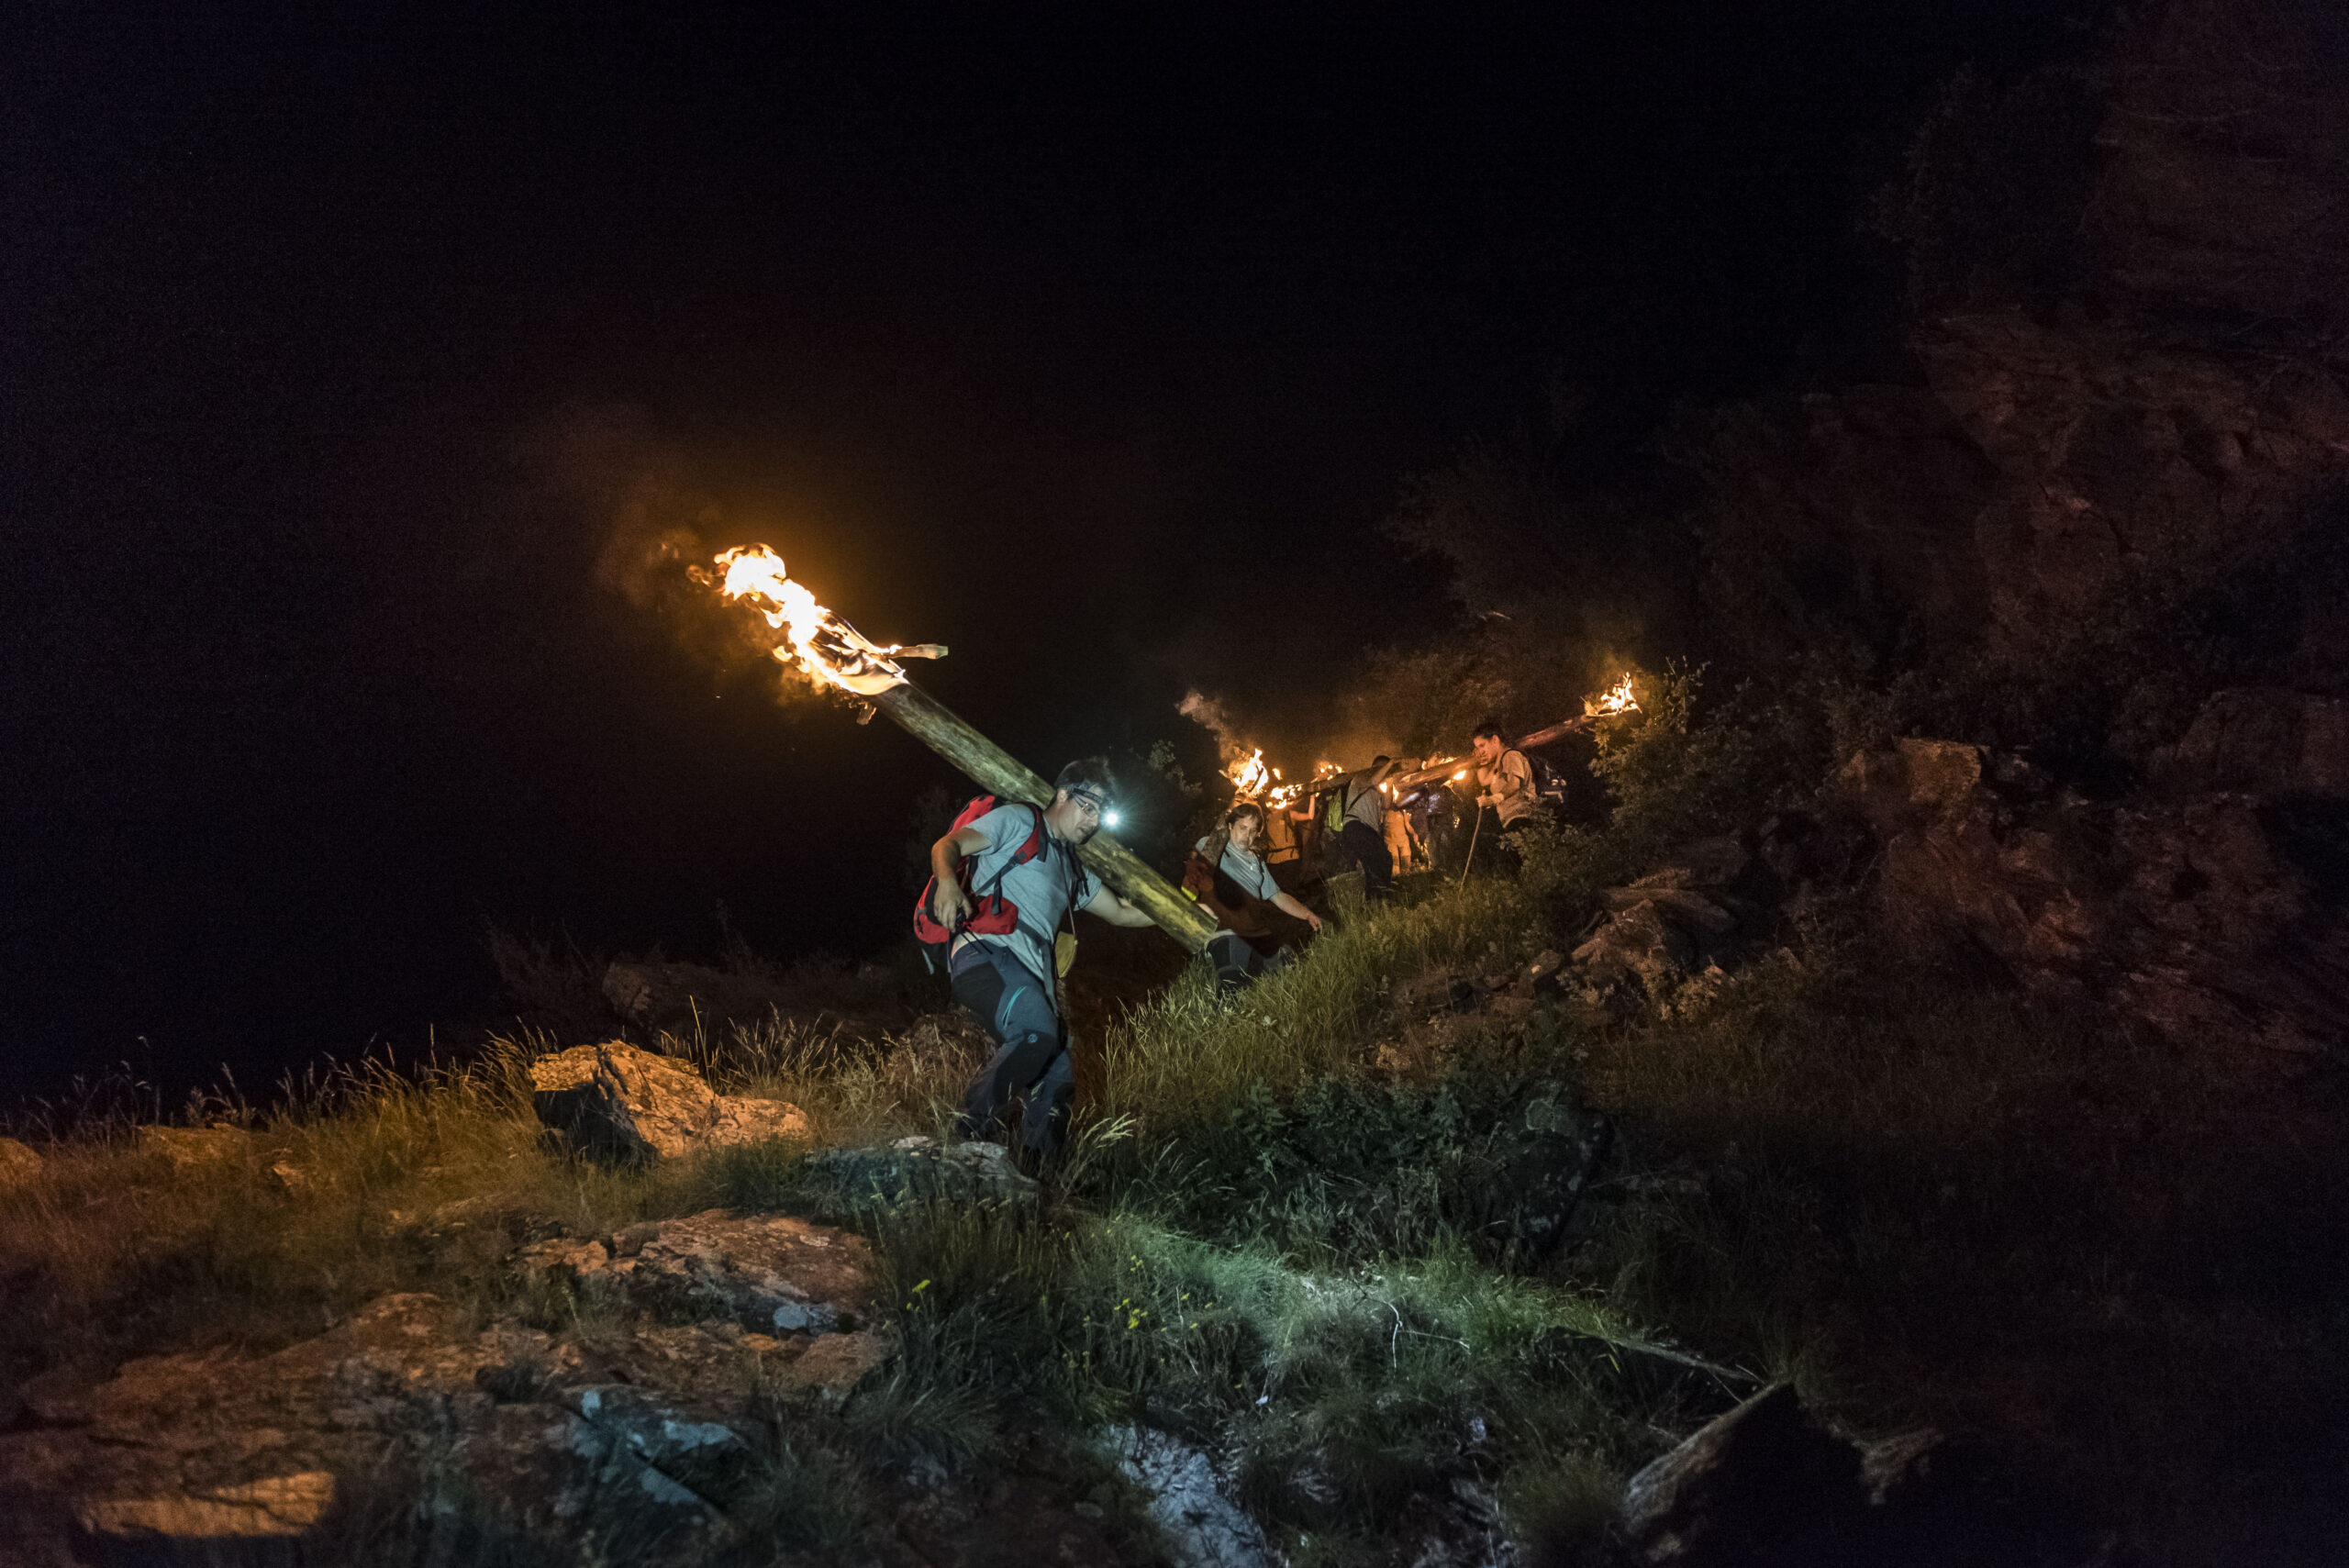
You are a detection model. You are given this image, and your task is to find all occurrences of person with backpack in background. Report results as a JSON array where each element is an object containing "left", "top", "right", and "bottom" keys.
[
  {"left": 1326, "top": 756, "right": 1399, "bottom": 896},
  {"left": 914, "top": 757, "right": 1155, "bottom": 1169},
  {"left": 1469, "top": 722, "right": 1547, "bottom": 870}
]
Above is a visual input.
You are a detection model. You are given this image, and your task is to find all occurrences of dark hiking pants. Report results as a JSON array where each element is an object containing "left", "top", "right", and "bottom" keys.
[
  {"left": 950, "top": 943, "right": 1074, "bottom": 1156},
  {"left": 1338, "top": 819, "right": 1394, "bottom": 895},
  {"left": 1207, "top": 930, "right": 1297, "bottom": 996}
]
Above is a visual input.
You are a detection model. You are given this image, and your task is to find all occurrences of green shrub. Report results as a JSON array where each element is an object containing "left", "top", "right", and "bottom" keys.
[{"left": 1586, "top": 663, "right": 1836, "bottom": 869}]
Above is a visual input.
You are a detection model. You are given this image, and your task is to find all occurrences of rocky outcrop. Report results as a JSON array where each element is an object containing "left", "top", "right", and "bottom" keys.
[
  {"left": 0, "top": 1209, "right": 892, "bottom": 1565},
  {"left": 1573, "top": 836, "right": 1763, "bottom": 993},
  {"left": 1835, "top": 737, "right": 2349, "bottom": 1053},
  {"left": 1915, "top": 314, "right": 2349, "bottom": 660},
  {"left": 1107, "top": 1426, "right": 1280, "bottom": 1568},
  {"left": 529, "top": 1040, "right": 807, "bottom": 1162}
]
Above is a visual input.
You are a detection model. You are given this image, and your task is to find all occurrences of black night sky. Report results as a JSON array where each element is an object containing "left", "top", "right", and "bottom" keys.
[{"left": 3, "top": 6, "right": 2087, "bottom": 1099}]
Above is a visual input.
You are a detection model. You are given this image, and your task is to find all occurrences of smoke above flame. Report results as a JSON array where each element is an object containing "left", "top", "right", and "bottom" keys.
[{"left": 703, "top": 543, "right": 944, "bottom": 698}]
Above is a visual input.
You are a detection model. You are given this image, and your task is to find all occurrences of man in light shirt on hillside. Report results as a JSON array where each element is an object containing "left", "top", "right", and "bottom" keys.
[{"left": 1469, "top": 721, "right": 1544, "bottom": 869}]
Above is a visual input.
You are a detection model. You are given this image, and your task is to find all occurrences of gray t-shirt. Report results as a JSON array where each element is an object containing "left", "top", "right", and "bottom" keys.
[
  {"left": 1339, "top": 772, "right": 1386, "bottom": 830},
  {"left": 1197, "top": 835, "right": 1282, "bottom": 904},
  {"left": 1487, "top": 750, "right": 1539, "bottom": 826},
  {"left": 959, "top": 804, "right": 1099, "bottom": 996}
]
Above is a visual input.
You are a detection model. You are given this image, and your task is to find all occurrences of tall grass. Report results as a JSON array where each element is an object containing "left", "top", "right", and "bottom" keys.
[{"left": 1103, "top": 875, "right": 1535, "bottom": 1129}]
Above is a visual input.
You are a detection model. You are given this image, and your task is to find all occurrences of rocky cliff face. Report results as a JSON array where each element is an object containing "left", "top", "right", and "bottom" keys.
[
  {"left": 2084, "top": 0, "right": 2349, "bottom": 339},
  {"left": 1697, "top": 0, "right": 2349, "bottom": 679},
  {"left": 1699, "top": 312, "right": 2349, "bottom": 673}
]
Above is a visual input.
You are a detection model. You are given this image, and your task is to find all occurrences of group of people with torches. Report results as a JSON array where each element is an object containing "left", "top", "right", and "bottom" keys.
[
  {"left": 922, "top": 728, "right": 1552, "bottom": 1173},
  {"left": 714, "top": 540, "right": 1596, "bottom": 1177}
]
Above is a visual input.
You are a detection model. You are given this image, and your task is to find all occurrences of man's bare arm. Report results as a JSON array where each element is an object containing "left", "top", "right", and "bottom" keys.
[
  {"left": 1083, "top": 884, "right": 1158, "bottom": 928},
  {"left": 928, "top": 824, "right": 992, "bottom": 927}
]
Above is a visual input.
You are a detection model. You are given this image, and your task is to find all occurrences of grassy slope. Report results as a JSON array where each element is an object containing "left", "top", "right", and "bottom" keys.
[{"left": 5, "top": 837, "right": 2343, "bottom": 1564}]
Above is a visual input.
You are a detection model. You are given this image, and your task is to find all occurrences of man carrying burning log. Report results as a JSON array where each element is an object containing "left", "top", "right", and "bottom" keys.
[
  {"left": 919, "top": 757, "right": 1156, "bottom": 1167},
  {"left": 1326, "top": 756, "right": 1400, "bottom": 896},
  {"left": 1469, "top": 721, "right": 1544, "bottom": 869}
]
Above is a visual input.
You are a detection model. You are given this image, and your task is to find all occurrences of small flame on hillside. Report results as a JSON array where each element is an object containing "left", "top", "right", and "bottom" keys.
[
  {"left": 1586, "top": 672, "right": 1640, "bottom": 717},
  {"left": 706, "top": 544, "right": 944, "bottom": 697}
]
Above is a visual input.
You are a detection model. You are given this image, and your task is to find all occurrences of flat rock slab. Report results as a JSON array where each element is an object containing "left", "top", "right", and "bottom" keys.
[
  {"left": 1107, "top": 1425, "right": 1278, "bottom": 1568},
  {"left": 529, "top": 1040, "right": 807, "bottom": 1162},
  {"left": 602, "top": 1207, "right": 880, "bottom": 1334}
]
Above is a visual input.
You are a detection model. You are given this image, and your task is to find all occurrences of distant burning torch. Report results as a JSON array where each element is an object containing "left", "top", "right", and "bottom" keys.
[
  {"left": 706, "top": 545, "right": 1217, "bottom": 952},
  {"left": 1380, "top": 673, "right": 1644, "bottom": 794}
]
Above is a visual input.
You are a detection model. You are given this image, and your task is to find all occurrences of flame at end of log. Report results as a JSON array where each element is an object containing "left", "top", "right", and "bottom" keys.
[
  {"left": 708, "top": 544, "right": 935, "bottom": 698},
  {"left": 1586, "top": 672, "right": 1640, "bottom": 718},
  {"left": 1226, "top": 747, "right": 1270, "bottom": 796}
]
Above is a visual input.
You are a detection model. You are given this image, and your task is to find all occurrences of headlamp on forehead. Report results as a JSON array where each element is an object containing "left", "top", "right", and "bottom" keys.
[{"left": 1069, "top": 787, "right": 1117, "bottom": 827}]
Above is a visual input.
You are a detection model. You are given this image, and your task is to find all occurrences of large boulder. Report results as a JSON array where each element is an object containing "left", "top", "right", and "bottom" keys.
[
  {"left": 602, "top": 1208, "right": 878, "bottom": 1336},
  {"left": 529, "top": 1040, "right": 807, "bottom": 1162},
  {"left": 0, "top": 1294, "right": 723, "bottom": 1563}
]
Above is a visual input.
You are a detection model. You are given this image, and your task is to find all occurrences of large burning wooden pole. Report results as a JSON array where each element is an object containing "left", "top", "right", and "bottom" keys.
[
  {"left": 870, "top": 680, "right": 1217, "bottom": 951},
  {"left": 1378, "top": 674, "right": 1643, "bottom": 794},
  {"left": 708, "top": 545, "right": 1218, "bottom": 953}
]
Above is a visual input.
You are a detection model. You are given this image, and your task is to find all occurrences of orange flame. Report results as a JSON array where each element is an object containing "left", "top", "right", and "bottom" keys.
[
  {"left": 710, "top": 544, "right": 944, "bottom": 698},
  {"left": 1227, "top": 747, "right": 1270, "bottom": 796},
  {"left": 1586, "top": 672, "right": 1640, "bottom": 718}
]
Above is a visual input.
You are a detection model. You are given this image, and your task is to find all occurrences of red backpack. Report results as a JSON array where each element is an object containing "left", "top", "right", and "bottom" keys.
[{"left": 911, "top": 795, "right": 1051, "bottom": 954}]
